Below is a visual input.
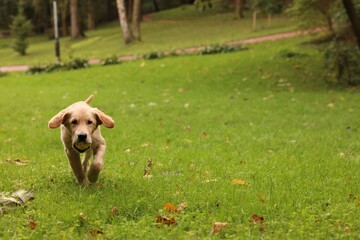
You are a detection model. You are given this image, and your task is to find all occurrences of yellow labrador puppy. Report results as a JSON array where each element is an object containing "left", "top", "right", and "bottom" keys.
[{"left": 48, "top": 95, "right": 114, "bottom": 184}]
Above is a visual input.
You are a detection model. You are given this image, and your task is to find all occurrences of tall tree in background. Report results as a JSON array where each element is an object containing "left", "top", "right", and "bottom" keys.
[
  {"left": 10, "top": 1, "right": 32, "bottom": 55},
  {"left": 70, "top": 0, "right": 81, "bottom": 38},
  {"left": 288, "top": 0, "right": 335, "bottom": 34},
  {"left": 59, "top": 0, "right": 69, "bottom": 36},
  {"left": 116, "top": 0, "right": 133, "bottom": 44},
  {"left": 116, "top": 0, "right": 142, "bottom": 44},
  {"left": 235, "top": 0, "right": 245, "bottom": 18},
  {"left": 87, "top": 0, "right": 95, "bottom": 30},
  {"left": 342, "top": 0, "right": 360, "bottom": 49},
  {"left": 132, "top": 0, "right": 142, "bottom": 41}
]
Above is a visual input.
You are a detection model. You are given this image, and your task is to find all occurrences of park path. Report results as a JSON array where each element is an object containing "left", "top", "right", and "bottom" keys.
[{"left": 0, "top": 29, "right": 320, "bottom": 73}]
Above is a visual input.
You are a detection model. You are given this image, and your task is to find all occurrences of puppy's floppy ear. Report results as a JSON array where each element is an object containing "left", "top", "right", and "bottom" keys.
[
  {"left": 94, "top": 108, "right": 115, "bottom": 128},
  {"left": 48, "top": 110, "right": 69, "bottom": 129}
]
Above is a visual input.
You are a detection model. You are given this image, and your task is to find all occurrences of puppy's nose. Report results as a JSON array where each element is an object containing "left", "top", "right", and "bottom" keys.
[{"left": 78, "top": 133, "right": 87, "bottom": 142}]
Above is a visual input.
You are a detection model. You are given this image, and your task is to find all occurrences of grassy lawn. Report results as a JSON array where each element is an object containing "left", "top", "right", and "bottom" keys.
[
  {"left": 0, "top": 37, "right": 359, "bottom": 239},
  {"left": 0, "top": 4, "right": 295, "bottom": 66}
]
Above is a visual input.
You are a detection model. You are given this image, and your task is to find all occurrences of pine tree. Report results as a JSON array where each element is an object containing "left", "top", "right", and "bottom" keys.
[{"left": 10, "top": 7, "right": 32, "bottom": 56}]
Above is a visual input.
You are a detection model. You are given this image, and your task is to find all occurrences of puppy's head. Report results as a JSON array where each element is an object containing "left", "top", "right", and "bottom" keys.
[{"left": 48, "top": 95, "right": 115, "bottom": 153}]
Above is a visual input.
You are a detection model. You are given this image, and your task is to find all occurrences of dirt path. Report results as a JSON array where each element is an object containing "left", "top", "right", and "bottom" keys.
[{"left": 0, "top": 29, "right": 320, "bottom": 73}]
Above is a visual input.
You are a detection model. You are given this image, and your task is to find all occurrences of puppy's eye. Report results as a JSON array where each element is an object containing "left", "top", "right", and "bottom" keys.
[
  {"left": 71, "top": 120, "right": 78, "bottom": 125},
  {"left": 87, "top": 120, "right": 93, "bottom": 125}
]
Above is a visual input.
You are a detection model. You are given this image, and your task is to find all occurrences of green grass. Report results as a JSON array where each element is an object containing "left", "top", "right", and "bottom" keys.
[
  {"left": 0, "top": 37, "right": 359, "bottom": 239},
  {"left": 0, "top": 4, "right": 295, "bottom": 66}
]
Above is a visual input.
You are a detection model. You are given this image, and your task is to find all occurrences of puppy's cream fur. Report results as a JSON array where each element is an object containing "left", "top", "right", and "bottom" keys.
[{"left": 48, "top": 95, "right": 114, "bottom": 184}]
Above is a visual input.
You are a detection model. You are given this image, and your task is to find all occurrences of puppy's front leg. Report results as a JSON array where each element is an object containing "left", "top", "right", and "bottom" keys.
[
  {"left": 82, "top": 150, "right": 92, "bottom": 174},
  {"left": 65, "top": 148, "right": 86, "bottom": 184},
  {"left": 87, "top": 144, "right": 106, "bottom": 183}
]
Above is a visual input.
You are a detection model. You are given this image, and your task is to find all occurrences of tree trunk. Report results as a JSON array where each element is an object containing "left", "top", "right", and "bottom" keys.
[
  {"left": 235, "top": 0, "right": 244, "bottom": 19},
  {"left": 132, "top": 0, "right": 141, "bottom": 41},
  {"left": 70, "top": 0, "right": 81, "bottom": 38},
  {"left": 252, "top": 10, "right": 257, "bottom": 31},
  {"left": 59, "top": 0, "right": 69, "bottom": 36},
  {"left": 342, "top": 0, "right": 360, "bottom": 49},
  {"left": 153, "top": 0, "right": 159, "bottom": 11},
  {"left": 87, "top": 0, "right": 95, "bottom": 30},
  {"left": 268, "top": 13, "right": 272, "bottom": 27},
  {"left": 127, "top": 0, "right": 133, "bottom": 23},
  {"left": 116, "top": 0, "right": 132, "bottom": 44}
]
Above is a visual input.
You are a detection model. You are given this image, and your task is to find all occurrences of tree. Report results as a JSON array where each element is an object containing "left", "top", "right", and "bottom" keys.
[
  {"left": 287, "top": 0, "right": 336, "bottom": 34},
  {"left": 132, "top": 0, "right": 142, "bottom": 41},
  {"left": 59, "top": 0, "right": 69, "bottom": 36},
  {"left": 87, "top": 0, "right": 95, "bottom": 30},
  {"left": 70, "top": 0, "right": 82, "bottom": 38},
  {"left": 10, "top": 3, "right": 32, "bottom": 56},
  {"left": 342, "top": 0, "right": 360, "bottom": 49},
  {"left": 116, "top": 0, "right": 133, "bottom": 44},
  {"left": 248, "top": 0, "right": 262, "bottom": 30},
  {"left": 235, "top": 0, "right": 245, "bottom": 18},
  {"left": 116, "top": 0, "right": 143, "bottom": 44}
]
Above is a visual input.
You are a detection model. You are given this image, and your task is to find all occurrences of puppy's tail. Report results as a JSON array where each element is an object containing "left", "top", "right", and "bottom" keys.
[{"left": 85, "top": 95, "right": 94, "bottom": 104}]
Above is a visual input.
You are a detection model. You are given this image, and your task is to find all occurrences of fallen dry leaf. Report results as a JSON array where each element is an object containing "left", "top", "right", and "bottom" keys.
[
  {"left": 258, "top": 192, "right": 267, "bottom": 204},
  {"left": 183, "top": 125, "right": 191, "bottom": 131},
  {"left": 0, "top": 189, "right": 34, "bottom": 208},
  {"left": 251, "top": 214, "right": 264, "bottom": 223},
  {"left": 251, "top": 214, "right": 265, "bottom": 232},
  {"left": 164, "top": 203, "right": 178, "bottom": 213},
  {"left": 155, "top": 215, "right": 175, "bottom": 225},
  {"left": 29, "top": 218, "right": 37, "bottom": 230},
  {"left": 89, "top": 227, "right": 104, "bottom": 236},
  {"left": 356, "top": 200, "right": 360, "bottom": 206},
  {"left": 213, "top": 222, "right": 228, "bottom": 234},
  {"left": 5, "top": 158, "right": 28, "bottom": 166},
  {"left": 231, "top": 179, "right": 245, "bottom": 185},
  {"left": 144, "top": 159, "right": 153, "bottom": 178},
  {"left": 177, "top": 202, "right": 187, "bottom": 212},
  {"left": 111, "top": 207, "right": 118, "bottom": 216}
]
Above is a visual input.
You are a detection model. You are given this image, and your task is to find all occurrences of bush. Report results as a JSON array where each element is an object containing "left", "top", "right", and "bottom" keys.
[
  {"left": 101, "top": 56, "right": 121, "bottom": 66},
  {"left": 324, "top": 42, "right": 360, "bottom": 86},
  {"left": 66, "top": 58, "right": 89, "bottom": 70},
  {"left": 278, "top": 49, "right": 307, "bottom": 58},
  {"left": 143, "top": 52, "right": 163, "bottom": 60},
  {"left": 10, "top": 9, "right": 32, "bottom": 56},
  {"left": 27, "top": 58, "right": 89, "bottom": 75},
  {"left": 198, "top": 44, "right": 247, "bottom": 55}
]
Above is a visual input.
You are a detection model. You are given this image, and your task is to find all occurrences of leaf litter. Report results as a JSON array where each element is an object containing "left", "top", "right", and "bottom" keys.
[
  {"left": 212, "top": 222, "right": 228, "bottom": 234},
  {"left": 143, "top": 159, "right": 153, "bottom": 178},
  {"left": 0, "top": 189, "right": 34, "bottom": 213},
  {"left": 155, "top": 202, "right": 187, "bottom": 226},
  {"left": 4, "top": 158, "right": 29, "bottom": 166}
]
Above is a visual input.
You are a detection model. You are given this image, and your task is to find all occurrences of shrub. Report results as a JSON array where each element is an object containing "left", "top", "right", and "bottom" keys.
[
  {"left": 143, "top": 52, "right": 163, "bottom": 60},
  {"left": 27, "top": 59, "right": 89, "bottom": 75},
  {"left": 101, "top": 56, "right": 121, "bottom": 66},
  {"left": 324, "top": 41, "right": 360, "bottom": 86},
  {"left": 65, "top": 58, "right": 89, "bottom": 70},
  {"left": 10, "top": 9, "right": 32, "bottom": 56},
  {"left": 278, "top": 49, "right": 307, "bottom": 58},
  {"left": 198, "top": 44, "right": 247, "bottom": 55}
]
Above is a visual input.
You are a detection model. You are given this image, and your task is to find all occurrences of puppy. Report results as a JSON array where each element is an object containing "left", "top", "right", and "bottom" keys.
[{"left": 48, "top": 95, "right": 114, "bottom": 184}]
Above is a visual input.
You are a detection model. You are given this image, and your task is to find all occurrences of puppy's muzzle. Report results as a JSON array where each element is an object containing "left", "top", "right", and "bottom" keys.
[
  {"left": 73, "top": 133, "right": 91, "bottom": 153},
  {"left": 78, "top": 133, "right": 87, "bottom": 142}
]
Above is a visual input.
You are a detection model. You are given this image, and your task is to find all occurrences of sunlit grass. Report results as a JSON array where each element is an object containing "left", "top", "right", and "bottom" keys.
[{"left": 0, "top": 37, "right": 359, "bottom": 238}]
